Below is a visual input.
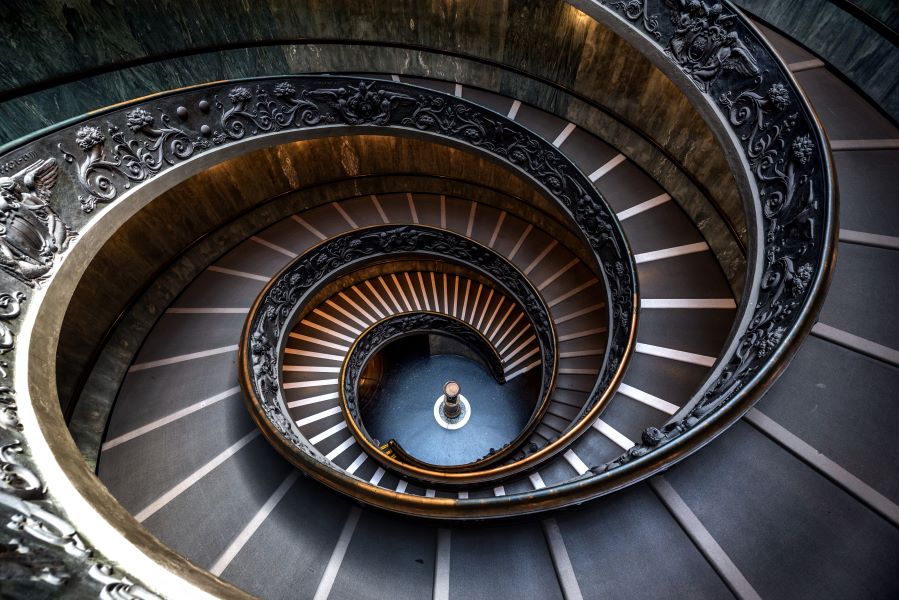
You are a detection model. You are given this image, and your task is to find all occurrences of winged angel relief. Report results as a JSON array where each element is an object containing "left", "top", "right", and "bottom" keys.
[
  {"left": 0, "top": 158, "right": 75, "bottom": 285},
  {"left": 666, "top": 0, "right": 759, "bottom": 91}
]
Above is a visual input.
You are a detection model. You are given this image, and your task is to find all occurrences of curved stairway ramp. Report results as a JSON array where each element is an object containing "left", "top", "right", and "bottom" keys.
[
  {"left": 98, "top": 178, "right": 732, "bottom": 502},
  {"left": 88, "top": 61, "right": 898, "bottom": 596},
  {"left": 1, "top": 2, "right": 895, "bottom": 598},
  {"left": 94, "top": 78, "right": 739, "bottom": 586}
]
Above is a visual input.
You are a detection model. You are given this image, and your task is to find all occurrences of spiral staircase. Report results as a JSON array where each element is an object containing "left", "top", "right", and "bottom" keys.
[{"left": 0, "top": 1, "right": 896, "bottom": 599}]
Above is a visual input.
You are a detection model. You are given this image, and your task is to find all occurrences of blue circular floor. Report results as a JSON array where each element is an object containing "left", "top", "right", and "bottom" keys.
[{"left": 362, "top": 352, "right": 539, "bottom": 465}]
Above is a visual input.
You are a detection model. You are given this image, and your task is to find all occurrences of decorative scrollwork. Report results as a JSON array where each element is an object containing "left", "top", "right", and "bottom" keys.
[
  {"left": 246, "top": 225, "right": 562, "bottom": 471},
  {"left": 216, "top": 84, "right": 332, "bottom": 141},
  {"left": 666, "top": 1, "right": 759, "bottom": 91},
  {"left": 88, "top": 563, "right": 160, "bottom": 600},
  {"left": 248, "top": 326, "right": 306, "bottom": 450},
  {"left": 311, "top": 81, "right": 416, "bottom": 126},
  {"left": 606, "top": 1, "right": 759, "bottom": 92},
  {"left": 0, "top": 478, "right": 162, "bottom": 597},
  {"left": 4, "top": 497, "right": 89, "bottom": 559},
  {"left": 0, "top": 442, "right": 43, "bottom": 499},
  {"left": 599, "top": 0, "right": 830, "bottom": 467},
  {"left": 0, "top": 448, "right": 161, "bottom": 597},
  {"left": 0, "top": 292, "right": 24, "bottom": 354},
  {"left": 0, "top": 275, "right": 160, "bottom": 595},
  {"left": 609, "top": 0, "right": 662, "bottom": 39},
  {"left": 60, "top": 107, "right": 196, "bottom": 212}
]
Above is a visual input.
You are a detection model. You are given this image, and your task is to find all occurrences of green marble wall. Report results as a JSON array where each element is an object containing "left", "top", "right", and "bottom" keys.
[
  {"left": 0, "top": 0, "right": 742, "bottom": 251},
  {"left": 734, "top": 0, "right": 899, "bottom": 122},
  {"left": 848, "top": 0, "right": 899, "bottom": 30}
]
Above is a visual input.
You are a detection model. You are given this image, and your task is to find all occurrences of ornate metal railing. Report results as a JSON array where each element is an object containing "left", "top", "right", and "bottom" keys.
[
  {"left": 242, "top": 224, "right": 576, "bottom": 484},
  {"left": 567, "top": 0, "right": 836, "bottom": 474},
  {"left": 0, "top": 0, "right": 834, "bottom": 590}
]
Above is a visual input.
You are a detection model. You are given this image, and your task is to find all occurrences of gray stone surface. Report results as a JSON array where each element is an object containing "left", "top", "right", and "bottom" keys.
[
  {"left": 220, "top": 479, "right": 351, "bottom": 598},
  {"left": 736, "top": 0, "right": 899, "bottom": 121},
  {"left": 142, "top": 435, "right": 292, "bottom": 570},
  {"left": 97, "top": 393, "right": 255, "bottom": 514},
  {"left": 819, "top": 242, "right": 899, "bottom": 349},
  {"left": 623, "top": 352, "right": 712, "bottom": 409},
  {"left": 795, "top": 68, "right": 899, "bottom": 139},
  {"left": 636, "top": 253, "right": 734, "bottom": 299},
  {"left": 449, "top": 522, "right": 563, "bottom": 600},
  {"left": 758, "top": 335, "right": 899, "bottom": 504},
  {"left": 620, "top": 201, "right": 704, "bottom": 254},
  {"left": 601, "top": 392, "right": 670, "bottom": 443},
  {"left": 557, "top": 484, "right": 735, "bottom": 599},
  {"left": 832, "top": 149, "right": 899, "bottom": 237},
  {"left": 637, "top": 308, "right": 737, "bottom": 358},
  {"left": 666, "top": 422, "right": 899, "bottom": 600},
  {"left": 330, "top": 511, "right": 436, "bottom": 600}
]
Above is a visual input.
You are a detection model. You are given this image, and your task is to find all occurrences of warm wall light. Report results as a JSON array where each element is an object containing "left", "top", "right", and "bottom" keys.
[{"left": 571, "top": 7, "right": 592, "bottom": 26}]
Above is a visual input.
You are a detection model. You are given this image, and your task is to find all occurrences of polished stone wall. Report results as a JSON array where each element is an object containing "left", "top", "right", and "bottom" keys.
[
  {"left": 734, "top": 0, "right": 899, "bottom": 122},
  {"left": 0, "top": 0, "right": 744, "bottom": 254}
]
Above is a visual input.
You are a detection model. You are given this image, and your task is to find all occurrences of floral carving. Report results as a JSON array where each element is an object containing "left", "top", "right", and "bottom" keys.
[
  {"left": 227, "top": 86, "right": 253, "bottom": 104},
  {"left": 792, "top": 134, "right": 814, "bottom": 164},
  {"left": 216, "top": 83, "right": 329, "bottom": 141},
  {"left": 61, "top": 108, "right": 196, "bottom": 212},
  {"left": 125, "top": 108, "right": 155, "bottom": 131},
  {"left": 311, "top": 81, "right": 415, "bottom": 125},
  {"left": 75, "top": 126, "right": 105, "bottom": 150},
  {"left": 767, "top": 83, "right": 791, "bottom": 110},
  {"left": 272, "top": 82, "right": 296, "bottom": 97}
]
